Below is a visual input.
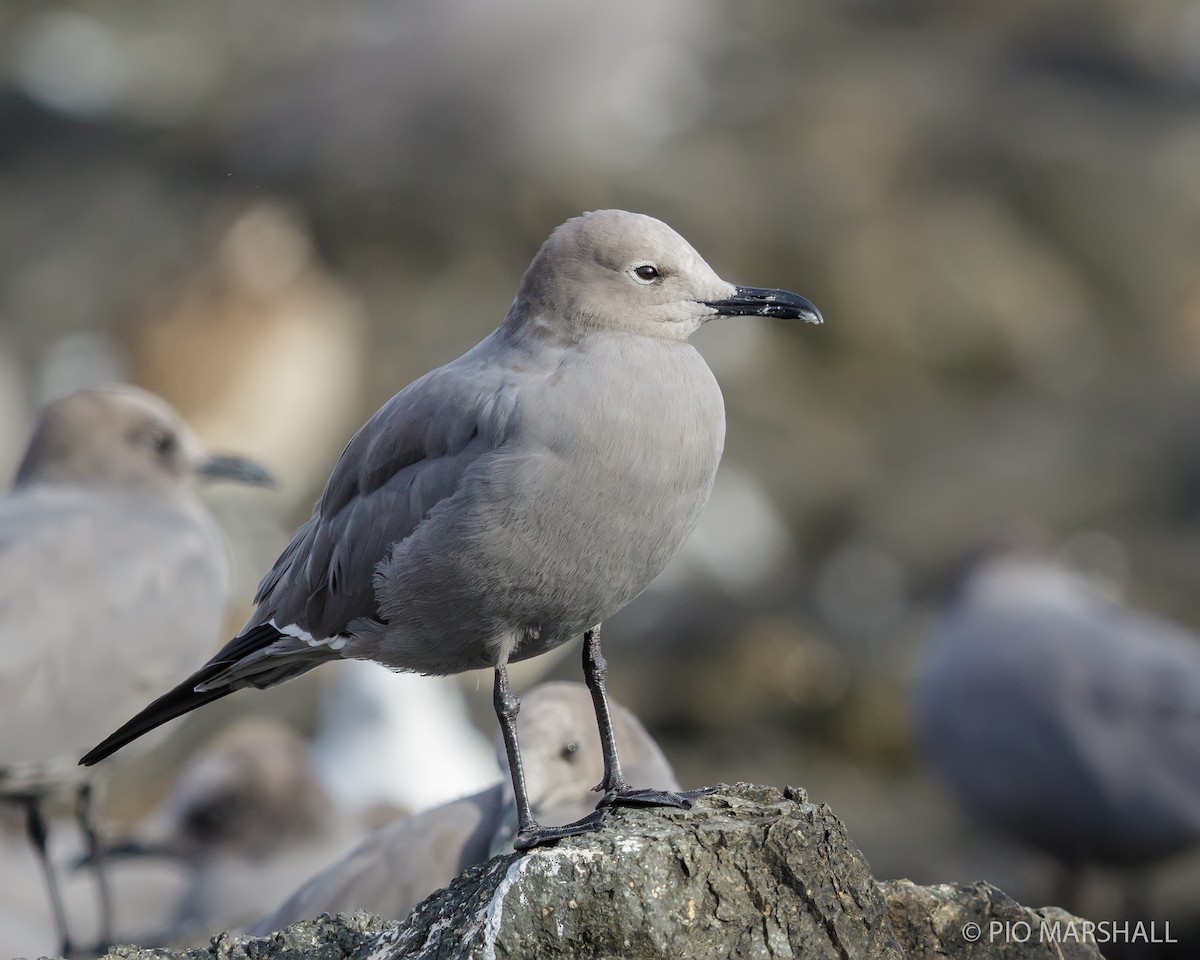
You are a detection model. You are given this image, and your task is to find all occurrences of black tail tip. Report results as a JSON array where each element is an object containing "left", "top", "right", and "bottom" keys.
[
  {"left": 79, "top": 746, "right": 108, "bottom": 767},
  {"left": 80, "top": 733, "right": 127, "bottom": 766},
  {"left": 78, "top": 672, "right": 231, "bottom": 767}
]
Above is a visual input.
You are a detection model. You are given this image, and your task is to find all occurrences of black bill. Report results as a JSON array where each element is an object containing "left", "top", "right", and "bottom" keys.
[
  {"left": 705, "top": 285, "right": 823, "bottom": 324},
  {"left": 198, "top": 454, "right": 275, "bottom": 486}
]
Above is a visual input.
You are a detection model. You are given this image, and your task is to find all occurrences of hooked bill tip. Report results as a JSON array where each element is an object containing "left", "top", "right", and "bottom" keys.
[{"left": 705, "top": 286, "right": 824, "bottom": 324}]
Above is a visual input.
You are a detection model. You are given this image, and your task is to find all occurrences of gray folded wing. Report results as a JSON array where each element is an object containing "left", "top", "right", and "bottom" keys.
[{"left": 247, "top": 333, "right": 523, "bottom": 646}]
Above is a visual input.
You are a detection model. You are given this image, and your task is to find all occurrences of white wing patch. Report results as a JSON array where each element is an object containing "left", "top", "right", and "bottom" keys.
[{"left": 270, "top": 619, "right": 348, "bottom": 652}]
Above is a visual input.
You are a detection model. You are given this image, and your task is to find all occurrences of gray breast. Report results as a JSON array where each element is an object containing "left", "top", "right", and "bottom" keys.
[{"left": 363, "top": 336, "right": 724, "bottom": 673}]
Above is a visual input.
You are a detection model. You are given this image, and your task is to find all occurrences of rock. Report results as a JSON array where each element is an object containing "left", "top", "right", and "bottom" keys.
[
  {"left": 102, "top": 912, "right": 387, "bottom": 960},
  {"left": 365, "top": 783, "right": 901, "bottom": 960},
  {"left": 881, "top": 880, "right": 1101, "bottom": 960},
  {"left": 94, "top": 784, "right": 1101, "bottom": 960}
]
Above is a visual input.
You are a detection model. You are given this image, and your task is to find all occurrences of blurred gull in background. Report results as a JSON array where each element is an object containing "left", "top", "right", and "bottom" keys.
[
  {"left": 0, "top": 811, "right": 187, "bottom": 960},
  {"left": 107, "top": 717, "right": 381, "bottom": 945},
  {"left": 248, "top": 682, "right": 678, "bottom": 934},
  {"left": 0, "top": 385, "right": 271, "bottom": 956},
  {"left": 913, "top": 547, "right": 1200, "bottom": 915}
]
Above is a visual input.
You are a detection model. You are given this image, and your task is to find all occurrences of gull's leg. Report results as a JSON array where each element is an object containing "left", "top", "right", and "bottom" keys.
[
  {"left": 76, "top": 782, "right": 114, "bottom": 952},
  {"left": 581, "top": 625, "right": 630, "bottom": 794},
  {"left": 494, "top": 664, "right": 536, "bottom": 841},
  {"left": 582, "top": 625, "right": 714, "bottom": 810},
  {"left": 22, "top": 795, "right": 74, "bottom": 957},
  {"left": 495, "top": 664, "right": 605, "bottom": 851}
]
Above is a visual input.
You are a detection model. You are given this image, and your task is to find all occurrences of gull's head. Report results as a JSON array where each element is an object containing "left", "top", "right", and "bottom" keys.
[
  {"left": 12, "top": 384, "right": 273, "bottom": 495},
  {"left": 508, "top": 209, "right": 823, "bottom": 342}
]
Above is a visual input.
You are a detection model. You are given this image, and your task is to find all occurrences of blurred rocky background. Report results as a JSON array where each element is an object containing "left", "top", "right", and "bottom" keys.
[{"left": 1, "top": 0, "right": 1199, "bottom": 956}]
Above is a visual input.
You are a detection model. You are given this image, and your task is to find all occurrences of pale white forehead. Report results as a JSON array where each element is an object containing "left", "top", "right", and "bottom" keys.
[
  {"left": 84, "top": 383, "right": 187, "bottom": 426},
  {"left": 550, "top": 209, "right": 713, "bottom": 272}
]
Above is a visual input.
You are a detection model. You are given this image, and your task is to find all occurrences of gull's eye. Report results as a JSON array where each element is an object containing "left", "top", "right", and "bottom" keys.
[
  {"left": 146, "top": 429, "right": 176, "bottom": 457},
  {"left": 633, "top": 264, "right": 660, "bottom": 283},
  {"left": 560, "top": 741, "right": 580, "bottom": 762}
]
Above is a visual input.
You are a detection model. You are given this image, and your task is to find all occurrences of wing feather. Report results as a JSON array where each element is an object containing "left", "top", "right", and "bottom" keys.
[{"left": 251, "top": 336, "right": 522, "bottom": 642}]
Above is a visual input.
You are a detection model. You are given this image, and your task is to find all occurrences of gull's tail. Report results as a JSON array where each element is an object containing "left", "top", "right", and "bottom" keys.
[{"left": 80, "top": 622, "right": 335, "bottom": 766}]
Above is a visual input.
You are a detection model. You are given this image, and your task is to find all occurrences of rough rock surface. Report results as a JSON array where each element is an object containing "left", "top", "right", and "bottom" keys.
[
  {"left": 94, "top": 784, "right": 1101, "bottom": 960},
  {"left": 880, "top": 880, "right": 1101, "bottom": 960}
]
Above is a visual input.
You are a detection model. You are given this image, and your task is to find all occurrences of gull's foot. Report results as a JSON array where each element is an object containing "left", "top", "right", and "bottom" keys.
[
  {"left": 513, "top": 809, "right": 607, "bottom": 851},
  {"left": 598, "top": 785, "right": 718, "bottom": 810}
]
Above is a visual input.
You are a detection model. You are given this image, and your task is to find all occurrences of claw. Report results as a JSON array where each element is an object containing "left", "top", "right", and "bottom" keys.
[
  {"left": 513, "top": 809, "right": 608, "bottom": 850},
  {"left": 598, "top": 786, "right": 717, "bottom": 810}
]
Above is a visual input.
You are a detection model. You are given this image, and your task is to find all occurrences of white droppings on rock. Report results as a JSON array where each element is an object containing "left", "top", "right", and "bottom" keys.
[
  {"left": 479, "top": 856, "right": 528, "bottom": 960},
  {"left": 615, "top": 836, "right": 646, "bottom": 855}
]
